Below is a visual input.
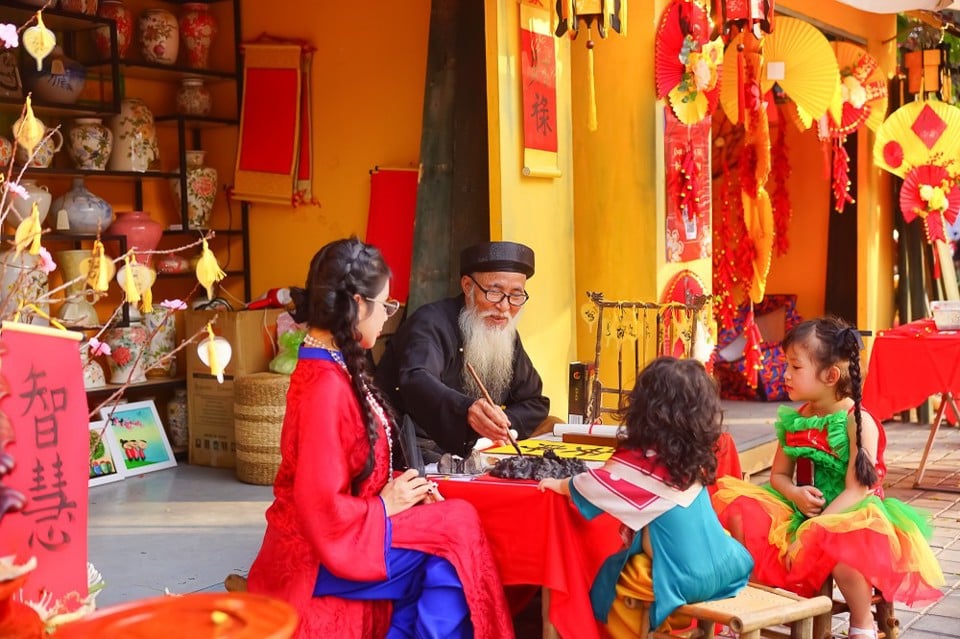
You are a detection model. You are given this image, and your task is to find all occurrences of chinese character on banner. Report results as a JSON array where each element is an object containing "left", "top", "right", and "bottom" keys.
[
  {"left": 0, "top": 323, "right": 87, "bottom": 603},
  {"left": 520, "top": 0, "right": 560, "bottom": 178},
  {"left": 664, "top": 107, "right": 712, "bottom": 263}
]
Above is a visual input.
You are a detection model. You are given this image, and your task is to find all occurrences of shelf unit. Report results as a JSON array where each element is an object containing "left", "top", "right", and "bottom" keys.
[{"left": 0, "top": 0, "right": 247, "bottom": 412}]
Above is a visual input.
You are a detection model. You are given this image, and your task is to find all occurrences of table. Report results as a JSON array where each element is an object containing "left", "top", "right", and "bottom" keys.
[
  {"left": 435, "top": 476, "right": 621, "bottom": 639},
  {"left": 862, "top": 319, "right": 960, "bottom": 492}
]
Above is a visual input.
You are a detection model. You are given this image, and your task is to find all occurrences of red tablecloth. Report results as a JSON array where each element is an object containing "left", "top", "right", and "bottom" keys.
[
  {"left": 436, "top": 433, "right": 743, "bottom": 639},
  {"left": 863, "top": 319, "right": 960, "bottom": 422}
]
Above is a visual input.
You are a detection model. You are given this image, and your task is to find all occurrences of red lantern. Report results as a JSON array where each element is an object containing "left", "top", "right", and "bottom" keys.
[{"left": 719, "top": 0, "right": 775, "bottom": 38}]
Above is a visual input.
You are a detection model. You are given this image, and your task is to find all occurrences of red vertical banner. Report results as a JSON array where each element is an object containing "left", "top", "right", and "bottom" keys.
[
  {"left": 0, "top": 323, "right": 88, "bottom": 603},
  {"left": 366, "top": 168, "right": 418, "bottom": 303},
  {"left": 664, "top": 108, "right": 713, "bottom": 263},
  {"left": 520, "top": 1, "right": 560, "bottom": 178}
]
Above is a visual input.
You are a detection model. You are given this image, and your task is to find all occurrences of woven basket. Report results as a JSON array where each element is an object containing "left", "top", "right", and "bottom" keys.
[{"left": 234, "top": 371, "right": 290, "bottom": 485}]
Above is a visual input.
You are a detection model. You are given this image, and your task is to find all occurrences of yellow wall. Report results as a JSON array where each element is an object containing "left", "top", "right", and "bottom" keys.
[
  {"left": 240, "top": 1, "right": 430, "bottom": 295},
  {"left": 485, "top": 1, "right": 577, "bottom": 416}
]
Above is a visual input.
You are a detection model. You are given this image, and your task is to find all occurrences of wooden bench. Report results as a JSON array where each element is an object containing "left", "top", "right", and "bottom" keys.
[{"left": 625, "top": 583, "right": 833, "bottom": 639}]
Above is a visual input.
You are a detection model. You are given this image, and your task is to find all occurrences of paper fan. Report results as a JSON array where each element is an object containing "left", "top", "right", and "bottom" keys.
[
  {"left": 719, "top": 33, "right": 743, "bottom": 124},
  {"left": 655, "top": 0, "right": 723, "bottom": 125},
  {"left": 899, "top": 164, "right": 959, "bottom": 244},
  {"left": 660, "top": 270, "right": 706, "bottom": 358},
  {"left": 828, "top": 42, "right": 888, "bottom": 136},
  {"left": 759, "top": 18, "right": 839, "bottom": 123},
  {"left": 743, "top": 189, "right": 774, "bottom": 304},
  {"left": 874, "top": 100, "right": 960, "bottom": 178}
]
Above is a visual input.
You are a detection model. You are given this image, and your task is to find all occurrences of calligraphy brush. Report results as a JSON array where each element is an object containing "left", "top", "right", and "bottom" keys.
[{"left": 466, "top": 362, "right": 524, "bottom": 457}]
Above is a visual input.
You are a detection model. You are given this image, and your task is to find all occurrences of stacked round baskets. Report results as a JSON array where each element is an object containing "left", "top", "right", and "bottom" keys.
[{"left": 234, "top": 372, "right": 290, "bottom": 485}]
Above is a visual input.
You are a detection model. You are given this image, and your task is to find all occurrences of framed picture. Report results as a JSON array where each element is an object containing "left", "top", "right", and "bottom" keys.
[
  {"left": 88, "top": 420, "right": 126, "bottom": 487},
  {"left": 100, "top": 400, "right": 177, "bottom": 476}
]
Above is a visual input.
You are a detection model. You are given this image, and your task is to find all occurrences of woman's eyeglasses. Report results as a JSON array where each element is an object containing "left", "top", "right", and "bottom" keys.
[
  {"left": 467, "top": 275, "right": 529, "bottom": 307},
  {"left": 365, "top": 297, "right": 401, "bottom": 317}
]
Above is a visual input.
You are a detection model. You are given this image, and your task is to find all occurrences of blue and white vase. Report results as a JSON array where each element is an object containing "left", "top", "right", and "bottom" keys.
[
  {"left": 51, "top": 177, "right": 113, "bottom": 235},
  {"left": 24, "top": 47, "right": 86, "bottom": 105}
]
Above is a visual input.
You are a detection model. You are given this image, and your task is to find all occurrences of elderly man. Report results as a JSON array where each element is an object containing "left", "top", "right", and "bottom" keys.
[{"left": 375, "top": 241, "right": 550, "bottom": 463}]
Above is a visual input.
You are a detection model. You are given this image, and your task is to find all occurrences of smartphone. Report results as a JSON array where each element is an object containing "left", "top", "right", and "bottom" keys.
[{"left": 795, "top": 458, "right": 815, "bottom": 486}]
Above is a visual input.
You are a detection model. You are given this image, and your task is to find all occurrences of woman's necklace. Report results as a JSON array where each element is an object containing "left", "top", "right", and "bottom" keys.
[{"left": 305, "top": 337, "right": 393, "bottom": 475}]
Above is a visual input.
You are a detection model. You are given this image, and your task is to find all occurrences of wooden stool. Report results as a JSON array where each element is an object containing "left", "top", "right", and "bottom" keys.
[
  {"left": 627, "top": 583, "right": 833, "bottom": 639},
  {"left": 811, "top": 580, "right": 899, "bottom": 639}
]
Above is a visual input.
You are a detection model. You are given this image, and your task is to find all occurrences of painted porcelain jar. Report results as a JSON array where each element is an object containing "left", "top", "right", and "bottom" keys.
[
  {"left": 24, "top": 47, "right": 86, "bottom": 105},
  {"left": 67, "top": 117, "right": 113, "bottom": 170},
  {"left": 170, "top": 150, "right": 217, "bottom": 229},
  {"left": 106, "top": 210, "right": 162, "bottom": 267},
  {"left": 82, "top": 351, "right": 107, "bottom": 390},
  {"left": 176, "top": 77, "right": 212, "bottom": 116},
  {"left": 103, "top": 325, "right": 148, "bottom": 385},
  {"left": 138, "top": 8, "right": 179, "bottom": 66},
  {"left": 179, "top": 3, "right": 217, "bottom": 69},
  {"left": 51, "top": 177, "right": 113, "bottom": 234},
  {"left": 109, "top": 98, "right": 159, "bottom": 172},
  {"left": 9, "top": 179, "right": 52, "bottom": 227},
  {"left": 0, "top": 250, "right": 49, "bottom": 326},
  {"left": 95, "top": 0, "right": 134, "bottom": 59},
  {"left": 0, "top": 136, "right": 12, "bottom": 166},
  {"left": 142, "top": 309, "right": 177, "bottom": 378},
  {"left": 15, "top": 130, "right": 63, "bottom": 168},
  {"left": 54, "top": 249, "right": 99, "bottom": 328},
  {"left": 166, "top": 388, "right": 188, "bottom": 448}
]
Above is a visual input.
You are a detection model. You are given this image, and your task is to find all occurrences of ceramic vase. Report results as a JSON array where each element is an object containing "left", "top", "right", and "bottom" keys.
[
  {"left": 155, "top": 252, "right": 190, "bottom": 274},
  {"left": 15, "top": 130, "right": 64, "bottom": 168},
  {"left": 8, "top": 179, "right": 52, "bottom": 228},
  {"left": 0, "top": 136, "right": 13, "bottom": 166},
  {"left": 55, "top": 249, "right": 99, "bottom": 328},
  {"left": 0, "top": 250, "right": 49, "bottom": 326},
  {"left": 109, "top": 98, "right": 159, "bottom": 172},
  {"left": 142, "top": 309, "right": 177, "bottom": 378},
  {"left": 106, "top": 210, "right": 162, "bottom": 267},
  {"left": 176, "top": 77, "right": 212, "bottom": 116},
  {"left": 103, "top": 325, "right": 148, "bottom": 385},
  {"left": 68, "top": 117, "right": 113, "bottom": 170},
  {"left": 139, "top": 8, "right": 179, "bottom": 66},
  {"left": 59, "top": 0, "right": 98, "bottom": 15},
  {"left": 81, "top": 350, "right": 107, "bottom": 390},
  {"left": 167, "top": 388, "right": 188, "bottom": 448},
  {"left": 170, "top": 150, "right": 217, "bottom": 229},
  {"left": 179, "top": 3, "right": 217, "bottom": 69},
  {"left": 23, "top": 46, "right": 86, "bottom": 105},
  {"left": 51, "top": 177, "right": 113, "bottom": 235},
  {"left": 95, "top": 0, "right": 134, "bottom": 59}
]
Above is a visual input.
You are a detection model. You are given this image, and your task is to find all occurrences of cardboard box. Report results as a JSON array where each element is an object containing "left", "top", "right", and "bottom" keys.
[
  {"left": 184, "top": 308, "right": 283, "bottom": 377},
  {"left": 187, "top": 372, "right": 238, "bottom": 468},
  {"left": 568, "top": 361, "right": 597, "bottom": 424},
  {"left": 185, "top": 309, "right": 282, "bottom": 467}
]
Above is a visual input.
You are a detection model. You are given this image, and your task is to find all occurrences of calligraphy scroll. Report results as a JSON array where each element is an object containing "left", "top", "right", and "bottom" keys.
[
  {"left": 664, "top": 108, "right": 712, "bottom": 263},
  {"left": 520, "top": 0, "right": 560, "bottom": 178},
  {"left": 485, "top": 439, "right": 613, "bottom": 462},
  {"left": 0, "top": 323, "right": 87, "bottom": 603}
]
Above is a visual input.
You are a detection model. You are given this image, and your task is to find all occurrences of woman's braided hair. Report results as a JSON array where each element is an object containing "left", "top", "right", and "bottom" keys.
[
  {"left": 782, "top": 316, "right": 877, "bottom": 487},
  {"left": 289, "top": 237, "right": 397, "bottom": 494}
]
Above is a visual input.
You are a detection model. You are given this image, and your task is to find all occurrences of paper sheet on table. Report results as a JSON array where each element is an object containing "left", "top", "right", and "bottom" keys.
[
  {"left": 552, "top": 423, "right": 621, "bottom": 438},
  {"left": 484, "top": 439, "right": 614, "bottom": 462}
]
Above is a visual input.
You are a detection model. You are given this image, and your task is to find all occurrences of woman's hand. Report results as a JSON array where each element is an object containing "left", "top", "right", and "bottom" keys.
[
  {"left": 791, "top": 484, "right": 825, "bottom": 519},
  {"left": 380, "top": 469, "right": 435, "bottom": 516}
]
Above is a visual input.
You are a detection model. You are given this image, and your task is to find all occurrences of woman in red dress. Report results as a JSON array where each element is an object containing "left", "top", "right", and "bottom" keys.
[{"left": 246, "top": 238, "right": 513, "bottom": 639}]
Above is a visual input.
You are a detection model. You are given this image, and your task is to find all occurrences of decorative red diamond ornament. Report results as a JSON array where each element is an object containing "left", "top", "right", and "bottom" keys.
[{"left": 911, "top": 104, "right": 947, "bottom": 150}]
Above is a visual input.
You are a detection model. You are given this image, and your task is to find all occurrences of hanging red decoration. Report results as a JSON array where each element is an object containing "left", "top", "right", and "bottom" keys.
[
  {"left": 719, "top": 0, "right": 775, "bottom": 39},
  {"left": 898, "top": 164, "right": 959, "bottom": 244},
  {"left": 713, "top": 149, "right": 741, "bottom": 332},
  {"left": 655, "top": 0, "right": 724, "bottom": 126},
  {"left": 770, "top": 104, "right": 792, "bottom": 256},
  {"left": 742, "top": 306, "right": 763, "bottom": 389}
]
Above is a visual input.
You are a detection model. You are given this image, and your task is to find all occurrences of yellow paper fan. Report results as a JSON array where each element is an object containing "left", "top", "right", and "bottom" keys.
[
  {"left": 874, "top": 100, "right": 960, "bottom": 178},
  {"left": 832, "top": 42, "right": 888, "bottom": 133},
  {"left": 719, "top": 35, "right": 744, "bottom": 125},
  {"left": 760, "top": 18, "right": 838, "bottom": 123}
]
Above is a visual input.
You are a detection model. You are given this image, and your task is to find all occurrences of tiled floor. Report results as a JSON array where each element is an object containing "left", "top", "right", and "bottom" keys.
[{"left": 87, "top": 401, "right": 960, "bottom": 638}]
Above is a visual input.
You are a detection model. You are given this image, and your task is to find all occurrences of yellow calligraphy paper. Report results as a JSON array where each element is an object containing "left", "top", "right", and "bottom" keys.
[{"left": 483, "top": 439, "right": 614, "bottom": 462}]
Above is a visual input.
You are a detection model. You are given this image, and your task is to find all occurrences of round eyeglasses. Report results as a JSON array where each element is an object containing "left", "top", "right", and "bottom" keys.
[
  {"left": 468, "top": 275, "right": 529, "bottom": 307},
  {"left": 365, "top": 297, "right": 401, "bottom": 317}
]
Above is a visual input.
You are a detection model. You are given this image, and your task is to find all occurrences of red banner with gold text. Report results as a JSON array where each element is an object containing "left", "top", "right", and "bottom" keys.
[
  {"left": 520, "top": 0, "right": 560, "bottom": 178},
  {"left": 0, "top": 323, "right": 87, "bottom": 603}
]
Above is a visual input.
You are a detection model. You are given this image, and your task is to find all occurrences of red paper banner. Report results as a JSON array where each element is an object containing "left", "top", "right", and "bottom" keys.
[
  {"left": 520, "top": 1, "right": 560, "bottom": 177},
  {"left": 0, "top": 323, "right": 87, "bottom": 603},
  {"left": 664, "top": 108, "right": 712, "bottom": 263},
  {"left": 366, "top": 169, "right": 418, "bottom": 303}
]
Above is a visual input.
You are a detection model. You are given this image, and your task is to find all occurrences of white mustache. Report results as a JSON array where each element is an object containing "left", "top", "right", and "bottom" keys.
[{"left": 479, "top": 310, "right": 510, "bottom": 320}]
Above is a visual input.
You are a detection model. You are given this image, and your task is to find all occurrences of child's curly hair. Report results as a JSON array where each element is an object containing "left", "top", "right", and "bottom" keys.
[{"left": 617, "top": 357, "right": 723, "bottom": 489}]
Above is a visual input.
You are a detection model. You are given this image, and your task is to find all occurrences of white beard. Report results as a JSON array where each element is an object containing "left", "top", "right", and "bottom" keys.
[{"left": 459, "top": 301, "right": 521, "bottom": 404}]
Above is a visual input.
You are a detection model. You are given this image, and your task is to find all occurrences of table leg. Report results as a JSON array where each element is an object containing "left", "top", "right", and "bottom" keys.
[
  {"left": 542, "top": 587, "right": 561, "bottom": 639},
  {"left": 914, "top": 391, "right": 960, "bottom": 493}
]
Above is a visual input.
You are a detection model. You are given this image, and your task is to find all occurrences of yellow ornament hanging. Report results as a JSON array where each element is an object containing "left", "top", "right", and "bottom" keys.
[
  {"left": 22, "top": 11, "right": 55, "bottom": 72},
  {"left": 13, "top": 95, "right": 45, "bottom": 155},
  {"left": 195, "top": 237, "right": 226, "bottom": 300},
  {"left": 13, "top": 201, "right": 42, "bottom": 255}
]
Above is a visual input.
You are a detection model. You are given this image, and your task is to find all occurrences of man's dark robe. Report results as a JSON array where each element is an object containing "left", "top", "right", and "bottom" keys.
[{"left": 375, "top": 295, "right": 549, "bottom": 456}]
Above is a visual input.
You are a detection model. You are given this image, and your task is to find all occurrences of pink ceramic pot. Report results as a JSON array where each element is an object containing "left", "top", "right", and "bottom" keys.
[{"left": 106, "top": 210, "right": 162, "bottom": 267}]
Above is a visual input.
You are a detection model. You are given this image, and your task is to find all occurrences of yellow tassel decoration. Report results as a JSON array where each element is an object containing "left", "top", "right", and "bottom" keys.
[
  {"left": 196, "top": 237, "right": 226, "bottom": 300},
  {"left": 89, "top": 240, "right": 112, "bottom": 292},
  {"left": 586, "top": 38, "right": 598, "bottom": 132},
  {"left": 14, "top": 201, "right": 42, "bottom": 255},
  {"left": 206, "top": 323, "right": 224, "bottom": 382},
  {"left": 121, "top": 254, "right": 140, "bottom": 306},
  {"left": 141, "top": 281, "right": 153, "bottom": 314},
  {"left": 13, "top": 95, "right": 45, "bottom": 154}
]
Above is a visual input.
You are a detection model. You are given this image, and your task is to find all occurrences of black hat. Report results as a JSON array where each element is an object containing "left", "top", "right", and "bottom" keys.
[{"left": 459, "top": 241, "right": 535, "bottom": 278}]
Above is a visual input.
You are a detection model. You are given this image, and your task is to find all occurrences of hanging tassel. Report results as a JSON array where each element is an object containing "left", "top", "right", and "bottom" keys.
[
  {"left": 743, "top": 307, "right": 763, "bottom": 390},
  {"left": 91, "top": 240, "right": 111, "bottom": 292},
  {"left": 586, "top": 34, "right": 598, "bottom": 132},
  {"left": 206, "top": 323, "right": 224, "bottom": 383},
  {"left": 141, "top": 281, "right": 153, "bottom": 314},
  {"left": 121, "top": 254, "right": 140, "bottom": 306}
]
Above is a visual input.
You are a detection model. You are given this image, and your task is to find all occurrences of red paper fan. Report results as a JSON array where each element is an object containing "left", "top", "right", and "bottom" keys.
[
  {"left": 899, "top": 164, "right": 959, "bottom": 243},
  {"left": 828, "top": 43, "right": 888, "bottom": 138},
  {"left": 655, "top": 0, "right": 721, "bottom": 125},
  {"left": 660, "top": 270, "right": 706, "bottom": 358}
]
